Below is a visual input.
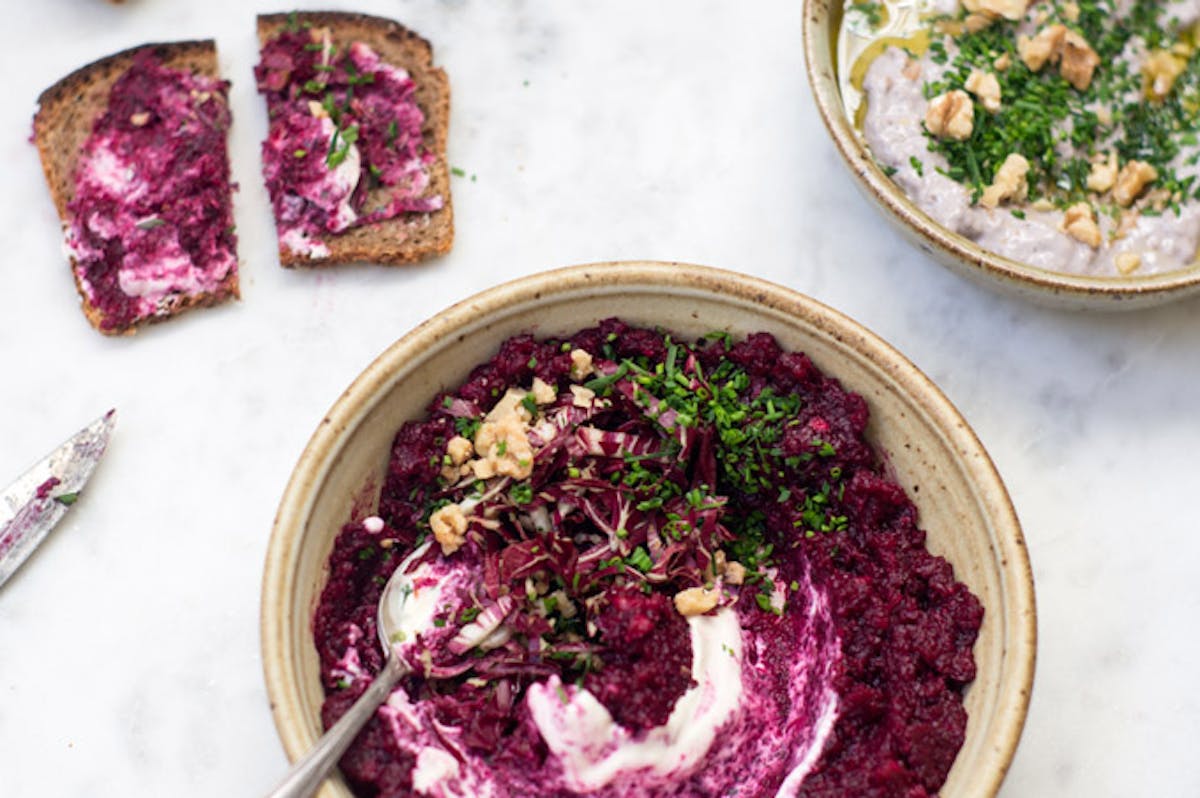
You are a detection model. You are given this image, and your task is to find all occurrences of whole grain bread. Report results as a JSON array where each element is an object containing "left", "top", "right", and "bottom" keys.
[
  {"left": 33, "top": 41, "right": 240, "bottom": 335},
  {"left": 257, "top": 12, "right": 453, "bottom": 267}
]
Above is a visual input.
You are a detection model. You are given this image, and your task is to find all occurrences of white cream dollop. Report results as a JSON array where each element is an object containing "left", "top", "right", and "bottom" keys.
[{"left": 526, "top": 608, "right": 744, "bottom": 791}]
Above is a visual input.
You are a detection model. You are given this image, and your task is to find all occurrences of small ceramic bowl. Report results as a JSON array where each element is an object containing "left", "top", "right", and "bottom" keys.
[
  {"left": 261, "top": 261, "right": 1036, "bottom": 797},
  {"left": 803, "top": 0, "right": 1200, "bottom": 310}
]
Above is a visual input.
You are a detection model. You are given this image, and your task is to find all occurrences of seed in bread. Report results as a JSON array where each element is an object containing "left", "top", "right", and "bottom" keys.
[
  {"left": 33, "top": 41, "right": 239, "bottom": 335},
  {"left": 255, "top": 11, "right": 453, "bottom": 267}
]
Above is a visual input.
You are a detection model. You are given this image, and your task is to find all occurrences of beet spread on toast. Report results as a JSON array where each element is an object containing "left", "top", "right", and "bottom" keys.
[
  {"left": 34, "top": 42, "right": 238, "bottom": 335},
  {"left": 255, "top": 12, "right": 452, "bottom": 267}
]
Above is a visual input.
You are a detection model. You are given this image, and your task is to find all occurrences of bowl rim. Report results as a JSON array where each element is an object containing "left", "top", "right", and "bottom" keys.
[
  {"left": 801, "top": 0, "right": 1200, "bottom": 308},
  {"left": 261, "top": 260, "right": 1037, "bottom": 796}
]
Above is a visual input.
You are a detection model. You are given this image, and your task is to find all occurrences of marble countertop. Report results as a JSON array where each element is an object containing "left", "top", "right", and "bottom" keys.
[{"left": 2, "top": 1, "right": 1197, "bottom": 795}]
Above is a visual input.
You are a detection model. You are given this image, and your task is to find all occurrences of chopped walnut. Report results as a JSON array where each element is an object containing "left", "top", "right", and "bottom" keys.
[
  {"left": 1060, "top": 30, "right": 1100, "bottom": 90},
  {"left": 673, "top": 587, "right": 720, "bottom": 617},
  {"left": 1060, "top": 203, "right": 1102, "bottom": 248},
  {"left": 447, "top": 436, "right": 473, "bottom": 466},
  {"left": 993, "top": 52, "right": 1012, "bottom": 71},
  {"left": 1018, "top": 24, "right": 1065, "bottom": 72},
  {"left": 129, "top": 111, "right": 150, "bottom": 127},
  {"left": 1086, "top": 151, "right": 1119, "bottom": 194},
  {"left": 486, "top": 388, "right": 534, "bottom": 423},
  {"left": 530, "top": 377, "right": 556, "bottom": 405},
  {"left": 925, "top": 90, "right": 975, "bottom": 140},
  {"left": 1112, "top": 160, "right": 1158, "bottom": 207},
  {"left": 569, "top": 349, "right": 594, "bottom": 381},
  {"left": 1143, "top": 50, "right": 1187, "bottom": 100},
  {"left": 962, "top": 0, "right": 1028, "bottom": 21},
  {"left": 474, "top": 415, "right": 535, "bottom": 480},
  {"left": 430, "top": 504, "right": 469, "bottom": 555},
  {"left": 569, "top": 384, "right": 596, "bottom": 408},
  {"left": 1017, "top": 25, "right": 1098, "bottom": 89},
  {"left": 979, "top": 153, "right": 1030, "bottom": 209},
  {"left": 1115, "top": 252, "right": 1142, "bottom": 275},
  {"left": 723, "top": 562, "right": 747, "bottom": 585},
  {"left": 442, "top": 434, "right": 475, "bottom": 481},
  {"left": 965, "top": 69, "right": 1002, "bottom": 113},
  {"left": 964, "top": 12, "right": 993, "bottom": 32}
]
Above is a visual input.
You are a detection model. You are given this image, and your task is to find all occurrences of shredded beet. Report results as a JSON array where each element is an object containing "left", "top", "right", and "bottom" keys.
[{"left": 312, "top": 320, "right": 982, "bottom": 798}]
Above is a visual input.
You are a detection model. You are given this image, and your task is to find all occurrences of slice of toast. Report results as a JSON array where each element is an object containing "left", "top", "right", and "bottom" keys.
[
  {"left": 257, "top": 11, "right": 453, "bottom": 267},
  {"left": 34, "top": 41, "right": 239, "bottom": 335}
]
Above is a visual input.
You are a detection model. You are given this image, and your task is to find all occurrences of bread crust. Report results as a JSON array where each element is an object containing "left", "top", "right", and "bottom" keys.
[
  {"left": 33, "top": 41, "right": 239, "bottom": 335},
  {"left": 257, "top": 12, "right": 454, "bottom": 267}
]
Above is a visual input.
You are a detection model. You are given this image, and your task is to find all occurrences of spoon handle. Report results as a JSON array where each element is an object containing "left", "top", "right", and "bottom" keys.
[{"left": 265, "top": 654, "right": 408, "bottom": 798}]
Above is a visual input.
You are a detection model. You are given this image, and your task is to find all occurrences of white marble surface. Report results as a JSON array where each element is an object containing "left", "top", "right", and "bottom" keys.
[{"left": 1, "top": 0, "right": 1198, "bottom": 795}]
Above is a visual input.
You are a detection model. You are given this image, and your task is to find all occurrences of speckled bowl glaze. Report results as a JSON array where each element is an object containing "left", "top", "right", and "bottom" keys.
[
  {"left": 803, "top": 0, "right": 1200, "bottom": 311},
  {"left": 261, "top": 261, "right": 1036, "bottom": 797}
]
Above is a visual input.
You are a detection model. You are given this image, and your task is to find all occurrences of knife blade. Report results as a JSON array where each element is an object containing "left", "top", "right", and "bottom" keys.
[{"left": 0, "top": 410, "right": 116, "bottom": 589}]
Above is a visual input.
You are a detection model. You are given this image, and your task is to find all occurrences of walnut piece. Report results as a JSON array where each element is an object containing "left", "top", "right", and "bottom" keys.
[
  {"left": 530, "top": 377, "right": 556, "bottom": 405},
  {"left": 1060, "top": 203, "right": 1102, "bottom": 248},
  {"left": 569, "top": 384, "right": 596, "bottom": 408},
  {"left": 965, "top": 69, "right": 1002, "bottom": 113},
  {"left": 979, "top": 153, "right": 1030, "bottom": 209},
  {"left": 1060, "top": 30, "right": 1101, "bottom": 90},
  {"left": 1115, "top": 252, "right": 1142, "bottom": 275},
  {"left": 446, "top": 436, "right": 473, "bottom": 466},
  {"left": 964, "top": 12, "right": 993, "bottom": 32},
  {"left": 993, "top": 52, "right": 1012, "bottom": 71},
  {"left": 486, "top": 388, "right": 533, "bottom": 424},
  {"left": 723, "top": 562, "right": 747, "bottom": 585},
  {"left": 1086, "top": 151, "right": 1119, "bottom": 194},
  {"left": 430, "top": 504, "right": 469, "bottom": 555},
  {"left": 1017, "top": 25, "right": 1099, "bottom": 89},
  {"left": 962, "top": 0, "right": 1029, "bottom": 21},
  {"left": 1112, "top": 160, "right": 1158, "bottom": 207},
  {"left": 569, "top": 349, "right": 594, "bottom": 381},
  {"left": 673, "top": 587, "right": 720, "bottom": 616},
  {"left": 1018, "top": 25, "right": 1066, "bottom": 72},
  {"left": 925, "top": 90, "right": 975, "bottom": 140},
  {"left": 473, "top": 414, "right": 534, "bottom": 480}
]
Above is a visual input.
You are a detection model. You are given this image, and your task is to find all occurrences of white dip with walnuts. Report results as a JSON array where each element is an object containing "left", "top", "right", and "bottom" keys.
[{"left": 848, "top": 0, "right": 1200, "bottom": 276}]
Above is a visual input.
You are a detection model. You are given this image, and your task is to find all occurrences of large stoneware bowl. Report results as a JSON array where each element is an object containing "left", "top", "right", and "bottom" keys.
[
  {"left": 261, "top": 261, "right": 1037, "bottom": 797},
  {"left": 803, "top": 0, "right": 1200, "bottom": 310}
]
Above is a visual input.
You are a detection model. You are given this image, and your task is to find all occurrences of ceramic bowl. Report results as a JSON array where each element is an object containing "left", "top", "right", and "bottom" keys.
[
  {"left": 802, "top": 0, "right": 1200, "bottom": 310},
  {"left": 261, "top": 260, "right": 1037, "bottom": 797}
]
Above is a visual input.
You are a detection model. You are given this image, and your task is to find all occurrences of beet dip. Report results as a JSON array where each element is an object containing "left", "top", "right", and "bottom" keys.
[
  {"left": 64, "top": 52, "right": 237, "bottom": 332},
  {"left": 313, "top": 320, "right": 983, "bottom": 797},
  {"left": 255, "top": 23, "right": 441, "bottom": 258}
]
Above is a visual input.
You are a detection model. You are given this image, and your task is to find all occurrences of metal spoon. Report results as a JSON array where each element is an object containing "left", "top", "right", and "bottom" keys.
[{"left": 265, "top": 540, "right": 457, "bottom": 798}]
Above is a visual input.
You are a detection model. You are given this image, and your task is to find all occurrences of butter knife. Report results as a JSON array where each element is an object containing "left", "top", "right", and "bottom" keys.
[{"left": 0, "top": 410, "right": 116, "bottom": 589}]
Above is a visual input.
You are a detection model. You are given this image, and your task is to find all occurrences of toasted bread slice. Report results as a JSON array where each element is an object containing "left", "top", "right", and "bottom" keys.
[
  {"left": 257, "top": 12, "right": 453, "bottom": 267},
  {"left": 34, "top": 41, "right": 239, "bottom": 335}
]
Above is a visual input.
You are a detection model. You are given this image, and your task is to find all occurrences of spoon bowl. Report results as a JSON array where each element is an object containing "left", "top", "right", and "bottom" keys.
[{"left": 264, "top": 540, "right": 459, "bottom": 798}]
